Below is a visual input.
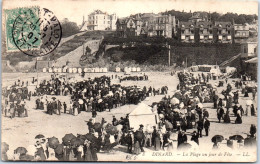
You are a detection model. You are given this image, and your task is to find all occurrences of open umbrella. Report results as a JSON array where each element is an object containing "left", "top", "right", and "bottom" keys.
[
  {"left": 244, "top": 137, "right": 257, "bottom": 147},
  {"left": 71, "top": 137, "right": 84, "bottom": 147},
  {"left": 211, "top": 135, "right": 224, "bottom": 143},
  {"left": 54, "top": 144, "right": 64, "bottom": 155},
  {"left": 197, "top": 103, "right": 203, "bottom": 109},
  {"left": 48, "top": 137, "right": 60, "bottom": 149},
  {"left": 78, "top": 99, "right": 84, "bottom": 105},
  {"left": 105, "top": 125, "right": 118, "bottom": 135},
  {"left": 171, "top": 98, "right": 180, "bottom": 105},
  {"left": 14, "top": 147, "right": 27, "bottom": 155},
  {"left": 173, "top": 108, "right": 180, "bottom": 113},
  {"left": 35, "top": 134, "right": 45, "bottom": 139},
  {"left": 62, "top": 133, "right": 76, "bottom": 146},
  {"left": 159, "top": 114, "right": 164, "bottom": 118},
  {"left": 229, "top": 135, "right": 244, "bottom": 141},
  {"left": 1, "top": 142, "right": 9, "bottom": 153},
  {"left": 85, "top": 133, "right": 97, "bottom": 142}
]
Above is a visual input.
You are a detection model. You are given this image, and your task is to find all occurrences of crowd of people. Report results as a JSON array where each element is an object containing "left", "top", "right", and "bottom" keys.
[
  {"left": 2, "top": 80, "right": 32, "bottom": 119},
  {"left": 119, "top": 74, "right": 149, "bottom": 82},
  {"left": 33, "top": 74, "right": 168, "bottom": 117},
  {"left": 1, "top": 70, "right": 257, "bottom": 161}
]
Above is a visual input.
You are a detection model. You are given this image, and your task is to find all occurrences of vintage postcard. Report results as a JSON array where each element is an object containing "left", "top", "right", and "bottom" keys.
[{"left": 1, "top": 0, "right": 258, "bottom": 162}]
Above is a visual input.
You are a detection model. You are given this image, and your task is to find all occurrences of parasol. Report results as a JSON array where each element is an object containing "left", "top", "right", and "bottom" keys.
[
  {"left": 71, "top": 137, "right": 84, "bottom": 147},
  {"left": 229, "top": 135, "right": 244, "bottom": 141},
  {"left": 14, "top": 147, "right": 27, "bottom": 155},
  {"left": 159, "top": 114, "right": 164, "bottom": 118},
  {"left": 179, "top": 102, "right": 184, "bottom": 109},
  {"left": 197, "top": 103, "right": 203, "bottom": 109},
  {"left": 1, "top": 142, "right": 9, "bottom": 153},
  {"left": 211, "top": 135, "right": 224, "bottom": 143},
  {"left": 62, "top": 133, "right": 76, "bottom": 146},
  {"left": 35, "top": 134, "right": 45, "bottom": 139},
  {"left": 78, "top": 99, "right": 84, "bottom": 105},
  {"left": 54, "top": 144, "right": 64, "bottom": 155},
  {"left": 85, "top": 133, "right": 97, "bottom": 142},
  {"left": 171, "top": 98, "right": 180, "bottom": 105},
  {"left": 48, "top": 137, "right": 60, "bottom": 149},
  {"left": 173, "top": 108, "right": 180, "bottom": 113},
  {"left": 105, "top": 124, "right": 118, "bottom": 135}
]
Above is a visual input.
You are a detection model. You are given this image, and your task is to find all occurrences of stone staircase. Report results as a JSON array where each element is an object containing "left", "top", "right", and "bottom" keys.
[{"left": 219, "top": 53, "right": 241, "bottom": 67}]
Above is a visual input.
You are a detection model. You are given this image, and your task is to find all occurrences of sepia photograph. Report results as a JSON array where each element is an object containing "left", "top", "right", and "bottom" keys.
[{"left": 1, "top": 0, "right": 258, "bottom": 162}]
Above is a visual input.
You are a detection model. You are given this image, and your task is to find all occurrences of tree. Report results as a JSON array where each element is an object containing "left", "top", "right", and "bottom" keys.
[
  {"left": 61, "top": 18, "right": 80, "bottom": 37},
  {"left": 210, "top": 12, "right": 221, "bottom": 22},
  {"left": 235, "top": 15, "right": 247, "bottom": 24}
]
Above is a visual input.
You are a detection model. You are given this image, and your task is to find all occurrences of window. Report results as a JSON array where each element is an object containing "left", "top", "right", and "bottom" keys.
[
  {"left": 181, "top": 30, "right": 184, "bottom": 34},
  {"left": 218, "top": 30, "right": 221, "bottom": 34},
  {"left": 254, "top": 47, "right": 257, "bottom": 53},
  {"left": 104, "top": 21, "right": 105, "bottom": 24},
  {"left": 96, "top": 20, "right": 97, "bottom": 24},
  {"left": 104, "top": 16, "right": 105, "bottom": 19},
  {"left": 209, "top": 30, "right": 212, "bottom": 34},
  {"left": 227, "top": 30, "right": 231, "bottom": 34},
  {"left": 191, "top": 30, "right": 194, "bottom": 34}
]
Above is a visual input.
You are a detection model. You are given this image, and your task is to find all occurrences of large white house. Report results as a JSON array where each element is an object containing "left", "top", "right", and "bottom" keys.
[{"left": 86, "top": 10, "right": 117, "bottom": 31}]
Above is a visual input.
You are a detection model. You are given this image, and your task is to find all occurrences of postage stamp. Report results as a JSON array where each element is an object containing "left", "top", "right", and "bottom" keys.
[{"left": 5, "top": 7, "right": 62, "bottom": 56}]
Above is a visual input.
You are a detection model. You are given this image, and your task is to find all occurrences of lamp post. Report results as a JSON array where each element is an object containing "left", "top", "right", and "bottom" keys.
[{"left": 166, "top": 42, "right": 171, "bottom": 67}]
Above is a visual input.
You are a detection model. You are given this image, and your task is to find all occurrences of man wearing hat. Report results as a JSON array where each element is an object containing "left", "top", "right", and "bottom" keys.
[
  {"left": 126, "top": 128, "right": 134, "bottom": 153},
  {"left": 135, "top": 124, "right": 145, "bottom": 152},
  {"left": 204, "top": 117, "right": 210, "bottom": 136},
  {"left": 112, "top": 116, "right": 118, "bottom": 126},
  {"left": 191, "top": 131, "right": 199, "bottom": 145}
]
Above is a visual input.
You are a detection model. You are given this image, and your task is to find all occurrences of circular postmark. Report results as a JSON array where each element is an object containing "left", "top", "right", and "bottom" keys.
[{"left": 12, "top": 8, "right": 62, "bottom": 56}]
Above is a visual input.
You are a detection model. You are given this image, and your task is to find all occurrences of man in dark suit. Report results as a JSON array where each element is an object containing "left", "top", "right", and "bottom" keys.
[
  {"left": 204, "top": 117, "right": 210, "bottom": 136},
  {"left": 126, "top": 129, "right": 134, "bottom": 153},
  {"left": 63, "top": 102, "right": 67, "bottom": 114},
  {"left": 135, "top": 124, "right": 145, "bottom": 152},
  {"left": 197, "top": 119, "right": 204, "bottom": 137}
]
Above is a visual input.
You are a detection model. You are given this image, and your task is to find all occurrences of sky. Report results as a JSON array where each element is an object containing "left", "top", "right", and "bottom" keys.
[{"left": 2, "top": 0, "right": 258, "bottom": 26}]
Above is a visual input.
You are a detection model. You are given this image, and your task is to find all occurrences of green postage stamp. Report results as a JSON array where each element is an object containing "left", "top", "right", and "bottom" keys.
[
  {"left": 4, "top": 7, "right": 62, "bottom": 56},
  {"left": 4, "top": 7, "right": 41, "bottom": 52}
]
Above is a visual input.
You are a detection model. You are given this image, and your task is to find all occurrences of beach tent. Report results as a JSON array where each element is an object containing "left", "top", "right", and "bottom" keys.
[
  {"left": 48, "top": 68, "right": 53, "bottom": 73},
  {"left": 103, "top": 68, "right": 108, "bottom": 73},
  {"left": 73, "top": 68, "right": 78, "bottom": 73},
  {"left": 68, "top": 68, "right": 73, "bottom": 73},
  {"left": 94, "top": 68, "right": 100, "bottom": 73},
  {"left": 83, "top": 68, "right": 88, "bottom": 73},
  {"left": 91, "top": 68, "right": 95, "bottom": 73},
  {"left": 63, "top": 67, "right": 67, "bottom": 73},
  {"left": 53, "top": 68, "right": 58, "bottom": 73},
  {"left": 42, "top": 68, "right": 47, "bottom": 73},
  {"left": 132, "top": 67, "right": 137, "bottom": 72},
  {"left": 124, "top": 67, "right": 131, "bottom": 75},
  {"left": 78, "top": 68, "right": 82, "bottom": 73},
  {"left": 136, "top": 67, "right": 141, "bottom": 72},
  {"left": 129, "top": 103, "right": 158, "bottom": 130},
  {"left": 58, "top": 68, "right": 62, "bottom": 73},
  {"left": 116, "top": 67, "right": 121, "bottom": 72}
]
